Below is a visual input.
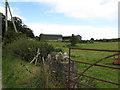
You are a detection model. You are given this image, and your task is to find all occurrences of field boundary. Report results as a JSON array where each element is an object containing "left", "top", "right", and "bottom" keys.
[{"left": 68, "top": 48, "right": 120, "bottom": 88}]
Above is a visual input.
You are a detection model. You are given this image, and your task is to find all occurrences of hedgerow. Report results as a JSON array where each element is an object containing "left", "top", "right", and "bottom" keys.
[{"left": 4, "top": 38, "right": 54, "bottom": 62}]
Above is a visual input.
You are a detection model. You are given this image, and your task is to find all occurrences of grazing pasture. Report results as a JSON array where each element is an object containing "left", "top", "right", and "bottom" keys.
[
  {"left": 48, "top": 42, "right": 119, "bottom": 88},
  {"left": 2, "top": 41, "right": 119, "bottom": 88}
]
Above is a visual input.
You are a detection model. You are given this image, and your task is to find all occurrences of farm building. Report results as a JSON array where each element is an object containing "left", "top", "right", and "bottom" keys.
[
  {"left": 62, "top": 35, "right": 82, "bottom": 41},
  {"left": 62, "top": 36, "right": 71, "bottom": 41},
  {"left": 39, "top": 34, "right": 62, "bottom": 41}
]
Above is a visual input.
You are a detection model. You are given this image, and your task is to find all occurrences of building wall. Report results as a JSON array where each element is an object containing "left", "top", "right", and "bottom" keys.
[
  {"left": 40, "top": 34, "right": 62, "bottom": 41},
  {"left": 40, "top": 34, "right": 82, "bottom": 42}
]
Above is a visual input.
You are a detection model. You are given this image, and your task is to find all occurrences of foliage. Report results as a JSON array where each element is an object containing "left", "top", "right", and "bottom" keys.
[
  {"left": 2, "top": 56, "right": 46, "bottom": 88},
  {"left": 89, "top": 40, "right": 94, "bottom": 43},
  {"left": 2, "top": 56, "right": 65, "bottom": 88},
  {"left": 3, "top": 29, "right": 26, "bottom": 45},
  {"left": 79, "top": 40, "right": 89, "bottom": 43},
  {"left": 79, "top": 40, "right": 94, "bottom": 43},
  {"left": 70, "top": 34, "right": 79, "bottom": 46},
  {"left": 1, "top": 13, "right": 34, "bottom": 40},
  {"left": 90, "top": 38, "right": 94, "bottom": 41},
  {"left": 95, "top": 38, "right": 120, "bottom": 42},
  {"left": 54, "top": 48, "right": 63, "bottom": 52},
  {"left": 5, "top": 38, "right": 54, "bottom": 62},
  {"left": 34, "top": 36, "right": 40, "bottom": 41}
]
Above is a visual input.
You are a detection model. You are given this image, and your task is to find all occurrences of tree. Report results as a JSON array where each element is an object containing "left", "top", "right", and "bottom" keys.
[
  {"left": 70, "top": 34, "right": 79, "bottom": 46},
  {"left": 3, "top": 29, "right": 26, "bottom": 45},
  {"left": 1, "top": 12, "right": 35, "bottom": 46},
  {"left": 22, "top": 25, "right": 34, "bottom": 38},
  {"left": 9, "top": 16, "right": 34, "bottom": 38},
  {"left": 90, "top": 38, "right": 94, "bottom": 41}
]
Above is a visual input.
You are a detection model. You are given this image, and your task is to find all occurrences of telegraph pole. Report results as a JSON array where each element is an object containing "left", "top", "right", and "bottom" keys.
[
  {"left": 5, "top": 0, "right": 18, "bottom": 33},
  {"left": 7, "top": 2, "right": 18, "bottom": 33},
  {"left": 5, "top": 0, "right": 8, "bottom": 32}
]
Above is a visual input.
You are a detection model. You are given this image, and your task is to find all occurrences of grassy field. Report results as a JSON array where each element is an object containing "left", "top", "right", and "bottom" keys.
[
  {"left": 48, "top": 42, "right": 120, "bottom": 88},
  {"left": 2, "top": 41, "right": 120, "bottom": 88}
]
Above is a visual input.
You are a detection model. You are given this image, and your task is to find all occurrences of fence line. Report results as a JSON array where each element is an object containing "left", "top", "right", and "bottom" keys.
[
  {"left": 70, "top": 59, "right": 120, "bottom": 69},
  {"left": 70, "top": 48, "right": 120, "bottom": 52}
]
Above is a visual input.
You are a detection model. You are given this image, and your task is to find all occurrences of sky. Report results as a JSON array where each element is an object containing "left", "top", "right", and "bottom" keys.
[{"left": 0, "top": 0, "right": 119, "bottom": 40}]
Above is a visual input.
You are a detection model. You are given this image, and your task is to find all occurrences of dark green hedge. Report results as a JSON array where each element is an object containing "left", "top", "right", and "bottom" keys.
[{"left": 5, "top": 38, "right": 54, "bottom": 62}]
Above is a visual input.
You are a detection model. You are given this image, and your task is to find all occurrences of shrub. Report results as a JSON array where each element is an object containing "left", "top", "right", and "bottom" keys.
[
  {"left": 54, "top": 48, "right": 63, "bottom": 52},
  {"left": 89, "top": 40, "right": 94, "bottom": 43},
  {"left": 3, "top": 30, "right": 26, "bottom": 46},
  {"left": 79, "top": 40, "right": 88, "bottom": 43},
  {"left": 5, "top": 38, "right": 54, "bottom": 62}
]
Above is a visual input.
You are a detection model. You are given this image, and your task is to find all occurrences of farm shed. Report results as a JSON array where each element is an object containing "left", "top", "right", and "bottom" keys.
[
  {"left": 62, "top": 36, "right": 71, "bottom": 41},
  {"left": 62, "top": 35, "right": 82, "bottom": 41},
  {"left": 39, "top": 34, "right": 62, "bottom": 41}
]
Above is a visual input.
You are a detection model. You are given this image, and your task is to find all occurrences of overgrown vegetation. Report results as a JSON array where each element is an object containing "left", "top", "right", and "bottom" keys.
[
  {"left": 3, "top": 30, "right": 26, "bottom": 45},
  {"left": 2, "top": 56, "right": 45, "bottom": 88},
  {"left": 4, "top": 38, "right": 54, "bottom": 62},
  {"left": 3, "top": 38, "right": 65, "bottom": 88},
  {"left": 2, "top": 13, "right": 34, "bottom": 40}
]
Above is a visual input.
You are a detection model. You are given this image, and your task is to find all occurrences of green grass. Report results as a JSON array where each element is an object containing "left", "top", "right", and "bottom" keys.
[
  {"left": 2, "top": 55, "right": 65, "bottom": 88},
  {"left": 2, "top": 41, "right": 120, "bottom": 88},
  {"left": 2, "top": 56, "right": 46, "bottom": 88},
  {"left": 48, "top": 41, "right": 120, "bottom": 88},
  {"left": 2, "top": 39, "right": 64, "bottom": 88}
]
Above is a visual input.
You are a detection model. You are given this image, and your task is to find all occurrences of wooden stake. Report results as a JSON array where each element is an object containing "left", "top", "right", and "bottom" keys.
[
  {"left": 30, "top": 48, "right": 40, "bottom": 65},
  {"left": 42, "top": 57, "right": 48, "bottom": 88}
]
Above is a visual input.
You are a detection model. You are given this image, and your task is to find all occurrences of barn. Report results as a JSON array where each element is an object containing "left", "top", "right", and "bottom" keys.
[
  {"left": 39, "top": 34, "right": 62, "bottom": 41},
  {"left": 62, "top": 35, "right": 82, "bottom": 41}
]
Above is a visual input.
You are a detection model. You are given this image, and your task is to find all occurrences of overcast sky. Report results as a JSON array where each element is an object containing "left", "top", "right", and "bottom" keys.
[{"left": 0, "top": 0, "right": 119, "bottom": 40}]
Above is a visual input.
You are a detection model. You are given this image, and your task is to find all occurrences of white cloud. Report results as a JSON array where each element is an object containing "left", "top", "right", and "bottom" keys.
[
  {"left": 27, "top": 23, "right": 118, "bottom": 40},
  {"left": 1, "top": 0, "right": 118, "bottom": 39},
  {"left": 2, "top": 0, "right": 119, "bottom": 20}
]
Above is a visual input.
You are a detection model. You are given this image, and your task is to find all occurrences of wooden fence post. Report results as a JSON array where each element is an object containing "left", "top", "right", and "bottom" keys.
[{"left": 68, "top": 48, "right": 71, "bottom": 88}]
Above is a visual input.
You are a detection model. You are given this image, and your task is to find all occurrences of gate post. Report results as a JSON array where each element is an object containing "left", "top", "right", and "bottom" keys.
[{"left": 68, "top": 48, "right": 71, "bottom": 88}]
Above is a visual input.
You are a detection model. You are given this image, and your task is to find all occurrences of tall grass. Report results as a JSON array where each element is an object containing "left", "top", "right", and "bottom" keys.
[
  {"left": 2, "top": 38, "right": 64, "bottom": 88},
  {"left": 2, "top": 56, "right": 46, "bottom": 88}
]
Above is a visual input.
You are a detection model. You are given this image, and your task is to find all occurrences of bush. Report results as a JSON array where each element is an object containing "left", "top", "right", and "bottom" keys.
[
  {"left": 79, "top": 40, "right": 94, "bottom": 43},
  {"left": 89, "top": 40, "right": 94, "bottom": 43},
  {"left": 79, "top": 40, "right": 88, "bottom": 43},
  {"left": 3, "top": 30, "right": 26, "bottom": 45},
  {"left": 4, "top": 38, "right": 54, "bottom": 62},
  {"left": 54, "top": 48, "right": 63, "bottom": 52}
]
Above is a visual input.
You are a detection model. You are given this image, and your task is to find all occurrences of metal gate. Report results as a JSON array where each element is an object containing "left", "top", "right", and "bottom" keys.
[{"left": 68, "top": 48, "right": 120, "bottom": 88}]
